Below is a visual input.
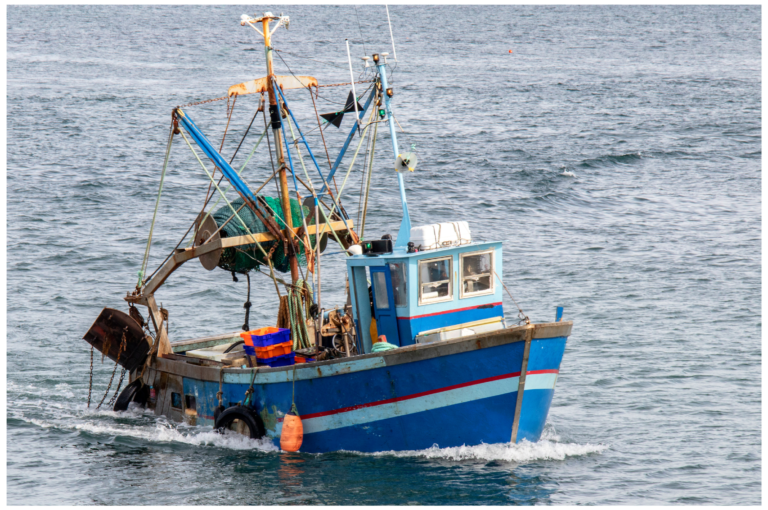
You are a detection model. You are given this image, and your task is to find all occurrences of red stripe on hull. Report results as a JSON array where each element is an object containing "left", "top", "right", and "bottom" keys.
[
  {"left": 397, "top": 302, "right": 503, "bottom": 320},
  {"left": 276, "top": 369, "right": 560, "bottom": 423},
  {"left": 299, "top": 370, "right": 526, "bottom": 421}
]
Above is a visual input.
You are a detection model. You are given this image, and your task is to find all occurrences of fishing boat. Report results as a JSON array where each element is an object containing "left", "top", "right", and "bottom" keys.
[{"left": 83, "top": 11, "right": 572, "bottom": 454}]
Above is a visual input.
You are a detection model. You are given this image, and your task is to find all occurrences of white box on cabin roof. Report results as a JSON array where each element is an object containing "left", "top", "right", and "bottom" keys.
[{"left": 410, "top": 221, "right": 471, "bottom": 251}]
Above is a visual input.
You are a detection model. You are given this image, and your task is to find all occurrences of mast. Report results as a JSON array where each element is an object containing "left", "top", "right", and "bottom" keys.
[
  {"left": 375, "top": 54, "right": 411, "bottom": 249},
  {"left": 253, "top": 13, "right": 300, "bottom": 284}
]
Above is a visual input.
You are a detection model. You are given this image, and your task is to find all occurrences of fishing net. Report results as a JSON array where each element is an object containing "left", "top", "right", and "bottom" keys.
[{"left": 211, "top": 196, "right": 315, "bottom": 274}]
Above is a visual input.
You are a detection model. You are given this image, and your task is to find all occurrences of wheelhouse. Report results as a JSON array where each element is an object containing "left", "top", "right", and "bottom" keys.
[{"left": 346, "top": 241, "right": 505, "bottom": 353}]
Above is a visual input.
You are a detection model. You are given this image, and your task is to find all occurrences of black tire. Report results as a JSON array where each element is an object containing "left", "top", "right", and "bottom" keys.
[
  {"left": 214, "top": 405, "right": 265, "bottom": 439},
  {"left": 113, "top": 379, "right": 146, "bottom": 412},
  {"left": 213, "top": 404, "right": 226, "bottom": 422}
]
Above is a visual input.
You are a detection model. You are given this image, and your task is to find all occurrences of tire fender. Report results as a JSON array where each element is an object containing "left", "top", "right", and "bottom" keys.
[
  {"left": 113, "top": 379, "right": 148, "bottom": 412},
  {"left": 214, "top": 405, "right": 266, "bottom": 439}
]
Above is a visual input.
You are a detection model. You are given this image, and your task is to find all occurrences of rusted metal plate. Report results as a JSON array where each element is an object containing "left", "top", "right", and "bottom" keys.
[
  {"left": 83, "top": 308, "right": 150, "bottom": 372},
  {"left": 228, "top": 75, "right": 318, "bottom": 97},
  {"left": 194, "top": 213, "right": 222, "bottom": 271}
]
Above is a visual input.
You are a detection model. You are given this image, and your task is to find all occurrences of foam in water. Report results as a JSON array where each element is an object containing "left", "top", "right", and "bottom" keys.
[
  {"left": 560, "top": 170, "right": 577, "bottom": 177},
  {"left": 13, "top": 408, "right": 279, "bottom": 452},
  {"left": 361, "top": 429, "right": 607, "bottom": 463}
]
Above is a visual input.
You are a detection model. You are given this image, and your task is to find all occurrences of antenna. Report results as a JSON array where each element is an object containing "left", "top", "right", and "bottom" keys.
[
  {"left": 386, "top": 5, "right": 398, "bottom": 62},
  {"left": 345, "top": 39, "right": 360, "bottom": 130}
]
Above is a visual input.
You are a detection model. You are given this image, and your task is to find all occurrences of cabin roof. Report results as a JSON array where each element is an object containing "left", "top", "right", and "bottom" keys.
[{"left": 345, "top": 240, "right": 502, "bottom": 267}]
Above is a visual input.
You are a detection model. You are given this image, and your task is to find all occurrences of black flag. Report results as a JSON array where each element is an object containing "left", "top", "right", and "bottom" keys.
[{"left": 320, "top": 91, "right": 363, "bottom": 128}]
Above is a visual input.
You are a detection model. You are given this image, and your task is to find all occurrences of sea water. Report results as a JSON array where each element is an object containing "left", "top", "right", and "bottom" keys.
[{"left": 7, "top": 5, "right": 760, "bottom": 504}]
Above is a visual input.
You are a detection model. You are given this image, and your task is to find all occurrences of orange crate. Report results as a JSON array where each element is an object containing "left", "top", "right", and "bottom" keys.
[{"left": 255, "top": 340, "right": 292, "bottom": 359}]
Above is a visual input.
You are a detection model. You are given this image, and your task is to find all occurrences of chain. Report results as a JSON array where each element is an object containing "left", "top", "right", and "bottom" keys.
[
  {"left": 87, "top": 345, "right": 94, "bottom": 408},
  {"left": 107, "top": 368, "right": 127, "bottom": 408},
  {"left": 177, "top": 95, "right": 228, "bottom": 109},
  {"left": 96, "top": 329, "right": 127, "bottom": 410},
  {"left": 317, "top": 80, "right": 373, "bottom": 89}
]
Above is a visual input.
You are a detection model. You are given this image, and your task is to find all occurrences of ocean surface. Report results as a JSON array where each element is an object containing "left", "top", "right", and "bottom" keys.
[{"left": 6, "top": 5, "right": 761, "bottom": 505}]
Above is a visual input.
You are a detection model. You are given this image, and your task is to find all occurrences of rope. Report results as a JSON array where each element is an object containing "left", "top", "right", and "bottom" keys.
[
  {"left": 360, "top": 97, "right": 378, "bottom": 239},
  {"left": 178, "top": 95, "right": 228, "bottom": 108},
  {"left": 143, "top": 103, "right": 265, "bottom": 286},
  {"left": 314, "top": 106, "right": 376, "bottom": 243},
  {"left": 216, "top": 371, "right": 224, "bottom": 407},
  {"left": 180, "top": 129, "right": 283, "bottom": 297},
  {"left": 202, "top": 94, "right": 238, "bottom": 215},
  {"left": 243, "top": 369, "right": 257, "bottom": 407},
  {"left": 287, "top": 286, "right": 311, "bottom": 350},
  {"left": 354, "top": 5, "right": 368, "bottom": 56},
  {"left": 137, "top": 120, "right": 175, "bottom": 288},
  {"left": 274, "top": 48, "right": 348, "bottom": 71},
  {"left": 184, "top": 126, "right": 268, "bottom": 249},
  {"left": 309, "top": 88, "right": 334, "bottom": 171},
  {"left": 493, "top": 270, "right": 530, "bottom": 325},
  {"left": 317, "top": 80, "right": 373, "bottom": 89},
  {"left": 356, "top": 112, "right": 374, "bottom": 228}
]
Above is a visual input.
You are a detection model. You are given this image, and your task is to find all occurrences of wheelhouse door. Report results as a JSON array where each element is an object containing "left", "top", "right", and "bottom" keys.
[{"left": 369, "top": 266, "right": 400, "bottom": 346}]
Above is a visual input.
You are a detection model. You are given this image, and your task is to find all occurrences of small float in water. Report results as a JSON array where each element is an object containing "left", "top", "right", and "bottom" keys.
[{"left": 83, "top": 10, "right": 572, "bottom": 453}]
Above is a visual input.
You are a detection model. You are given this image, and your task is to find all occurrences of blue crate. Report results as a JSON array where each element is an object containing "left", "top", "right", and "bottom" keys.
[
  {"left": 242, "top": 327, "right": 291, "bottom": 349},
  {"left": 257, "top": 352, "right": 296, "bottom": 368}
]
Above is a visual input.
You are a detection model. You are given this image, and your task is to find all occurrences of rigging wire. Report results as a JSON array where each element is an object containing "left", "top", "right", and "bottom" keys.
[
  {"left": 201, "top": 93, "right": 238, "bottom": 221},
  {"left": 274, "top": 48, "right": 348, "bottom": 71},
  {"left": 356, "top": 106, "right": 375, "bottom": 229},
  {"left": 179, "top": 129, "right": 283, "bottom": 297},
  {"left": 137, "top": 119, "right": 175, "bottom": 288},
  {"left": 354, "top": 6, "right": 368, "bottom": 56},
  {"left": 145, "top": 105, "right": 265, "bottom": 284}
]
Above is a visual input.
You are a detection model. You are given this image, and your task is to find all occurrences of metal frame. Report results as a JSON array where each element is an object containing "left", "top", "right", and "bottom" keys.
[
  {"left": 417, "top": 255, "right": 453, "bottom": 306},
  {"left": 459, "top": 248, "right": 495, "bottom": 300}
]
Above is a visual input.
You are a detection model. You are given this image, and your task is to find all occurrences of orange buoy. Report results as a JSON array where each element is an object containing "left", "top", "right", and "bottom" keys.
[
  {"left": 376, "top": 335, "right": 387, "bottom": 343},
  {"left": 508, "top": 49, "right": 513, "bottom": 54},
  {"left": 280, "top": 404, "right": 303, "bottom": 452}
]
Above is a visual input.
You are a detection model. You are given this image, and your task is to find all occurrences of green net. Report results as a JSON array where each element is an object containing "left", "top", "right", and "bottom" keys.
[{"left": 211, "top": 196, "right": 315, "bottom": 274}]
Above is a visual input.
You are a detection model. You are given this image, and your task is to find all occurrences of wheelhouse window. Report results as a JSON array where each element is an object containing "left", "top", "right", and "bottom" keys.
[
  {"left": 418, "top": 256, "right": 453, "bottom": 305},
  {"left": 460, "top": 250, "right": 494, "bottom": 298},
  {"left": 372, "top": 271, "right": 390, "bottom": 310},
  {"left": 388, "top": 263, "right": 407, "bottom": 308}
]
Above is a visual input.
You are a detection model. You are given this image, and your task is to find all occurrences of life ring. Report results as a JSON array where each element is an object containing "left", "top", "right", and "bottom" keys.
[
  {"left": 214, "top": 405, "right": 265, "bottom": 439},
  {"left": 113, "top": 379, "right": 149, "bottom": 412}
]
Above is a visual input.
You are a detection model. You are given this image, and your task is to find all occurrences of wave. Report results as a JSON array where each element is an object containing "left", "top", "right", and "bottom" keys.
[
  {"left": 354, "top": 429, "right": 607, "bottom": 464},
  {"left": 11, "top": 407, "right": 279, "bottom": 452},
  {"left": 579, "top": 152, "right": 644, "bottom": 168}
]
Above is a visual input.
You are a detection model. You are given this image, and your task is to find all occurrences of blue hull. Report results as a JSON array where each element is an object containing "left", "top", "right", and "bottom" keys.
[{"left": 160, "top": 323, "right": 570, "bottom": 453}]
